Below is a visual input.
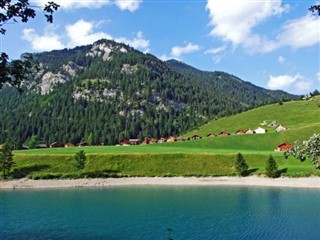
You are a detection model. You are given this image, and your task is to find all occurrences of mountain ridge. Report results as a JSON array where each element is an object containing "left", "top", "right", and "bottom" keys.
[{"left": 0, "top": 39, "right": 297, "bottom": 148}]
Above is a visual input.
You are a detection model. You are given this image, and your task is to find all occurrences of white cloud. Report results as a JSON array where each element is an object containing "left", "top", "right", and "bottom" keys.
[
  {"left": 115, "top": 31, "right": 150, "bottom": 52},
  {"left": 275, "top": 14, "right": 320, "bottom": 49},
  {"left": 317, "top": 72, "right": 320, "bottom": 82},
  {"left": 278, "top": 56, "right": 285, "bottom": 64},
  {"left": 114, "top": 0, "right": 142, "bottom": 12},
  {"left": 33, "top": 0, "right": 111, "bottom": 9},
  {"left": 267, "top": 74, "right": 312, "bottom": 93},
  {"left": 22, "top": 20, "right": 150, "bottom": 53},
  {"left": 33, "top": 0, "right": 142, "bottom": 11},
  {"left": 206, "top": 0, "right": 287, "bottom": 47},
  {"left": 171, "top": 42, "right": 200, "bottom": 58},
  {"left": 206, "top": 0, "right": 319, "bottom": 53},
  {"left": 65, "top": 20, "right": 112, "bottom": 47},
  {"left": 268, "top": 74, "right": 300, "bottom": 89},
  {"left": 22, "top": 28, "right": 65, "bottom": 51},
  {"left": 205, "top": 46, "right": 225, "bottom": 55}
]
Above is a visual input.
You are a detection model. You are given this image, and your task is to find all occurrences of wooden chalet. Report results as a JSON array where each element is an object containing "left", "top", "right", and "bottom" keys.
[
  {"left": 191, "top": 135, "right": 202, "bottom": 140},
  {"left": 255, "top": 127, "right": 267, "bottom": 134},
  {"left": 276, "top": 143, "right": 292, "bottom": 152},
  {"left": 36, "top": 144, "right": 48, "bottom": 148},
  {"left": 219, "top": 131, "right": 230, "bottom": 136},
  {"left": 166, "top": 137, "right": 176, "bottom": 142},
  {"left": 141, "top": 139, "right": 149, "bottom": 145},
  {"left": 158, "top": 138, "right": 167, "bottom": 143},
  {"left": 236, "top": 130, "right": 246, "bottom": 135},
  {"left": 78, "top": 142, "right": 88, "bottom": 147},
  {"left": 129, "top": 139, "right": 139, "bottom": 145},
  {"left": 149, "top": 138, "right": 158, "bottom": 144},
  {"left": 207, "top": 133, "right": 216, "bottom": 137},
  {"left": 50, "top": 141, "right": 62, "bottom": 148},
  {"left": 276, "top": 125, "right": 287, "bottom": 132},
  {"left": 177, "top": 137, "right": 190, "bottom": 142},
  {"left": 120, "top": 139, "right": 130, "bottom": 145},
  {"left": 245, "top": 129, "right": 255, "bottom": 134},
  {"left": 64, "top": 143, "right": 75, "bottom": 148}
]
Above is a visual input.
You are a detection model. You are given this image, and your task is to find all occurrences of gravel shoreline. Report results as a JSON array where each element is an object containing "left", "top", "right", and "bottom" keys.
[{"left": 1, "top": 176, "right": 319, "bottom": 189}]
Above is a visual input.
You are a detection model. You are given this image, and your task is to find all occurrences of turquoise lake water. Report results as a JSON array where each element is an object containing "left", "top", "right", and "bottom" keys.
[{"left": 1, "top": 186, "right": 319, "bottom": 240}]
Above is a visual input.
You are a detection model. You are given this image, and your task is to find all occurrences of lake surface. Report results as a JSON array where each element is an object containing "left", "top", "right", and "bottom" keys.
[{"left": 1, "top": 186, "right": 319, "bottom": 240}]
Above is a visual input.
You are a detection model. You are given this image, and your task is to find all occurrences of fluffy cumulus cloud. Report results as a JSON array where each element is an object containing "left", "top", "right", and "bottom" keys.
[
  {"left": 275, "top": 14, "right": 320, "bottom": 49},
  {"left": 206, "top": 0, "right": 320, "bottom": 53},
  {"left": 267, "top": 74, "right": 312, "bottom": 93},
  {"left": 114, "top": 0, "right": 142, "bottom": 12},
  {"left": 22, "top": 19, "right": 150, "bottom": 53},
  {"left": 33, "top": 0, "right": 142, "bottom": 11},
  {"left": 22, "top": 28, "right": 65, "bottom": 51},
  {"left": 171, "top": 43, "right": 200, "bottom": 58},
  {"left": 206, "top": 0, "right": 286, "bottom": 47},
  {"left": 65, "top": 20, "right": 112, "bottom": 47},
  {"left": 33, "top": 0, "right": 111, "bottom": 9}
]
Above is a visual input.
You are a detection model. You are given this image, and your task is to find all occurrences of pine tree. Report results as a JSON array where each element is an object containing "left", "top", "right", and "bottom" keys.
[
  {"left": 74, "top": 150, "right": 86, "bottom": 170},
  {"left": 0, "top": 143, "right": 15, "bottom": 179},
  {"left": 235, "top": 153, "right": 249, "bottom": 176},
  {"left": 265, "top": 155, "right": 279, "bottom": 178}
]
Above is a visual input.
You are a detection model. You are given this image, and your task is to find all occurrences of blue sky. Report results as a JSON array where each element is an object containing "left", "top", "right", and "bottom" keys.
[{"left": 2, "top": 0, "right": 320, "bottom": 94}]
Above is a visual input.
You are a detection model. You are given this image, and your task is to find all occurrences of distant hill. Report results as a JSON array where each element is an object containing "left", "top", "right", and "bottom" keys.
[
  {"left": 166, "top": 59, "right": 294, "bottom": 107},
  {"left": 0, "top": 39, "right": 296, "bottom": 148}
]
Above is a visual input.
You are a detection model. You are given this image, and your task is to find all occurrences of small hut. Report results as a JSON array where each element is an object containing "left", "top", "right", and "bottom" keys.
[
  {"left": 245, "top": 129, "right": 255, "bottom": 134},
  {"left": 50, "top": 141, "right": 62, "bottom": 148},
  {"left": 120, "top": 139, "right": 130, "bottom": 145},
  {"left": 219, "top": 131, "right": 230, "bottom": 136},
  {"left": 166, "top": 137, "right": 176, "bottom": 142},
  {"left": 158, "top": 138, "right": 167, "bottom": 143},
  {"left": 36, "top": 144, "right": 48, "bottom": 148},
  {"left": 276, "top": 143, "right": 292, "bottom": 152},
  {"left": 191, "top": 135, "right": 202, "bottom": 140},
  {"left": 236, "top": 130, "right": 246, "bottom": 135},
  {"left": 254, "top": 127, "right": 267, "bottom": 134},
  {"left": 149, "top": 138, "right": 158, "bottom": 144},
  {"left": 207, "top": 133, "right": 216, "bottom": 138},
  {"left": 64, "top": 143, "right": 75, "bottom": 148},
  {"left": 141, "top": 139, "right": 149, "bottom": 145},
  {"left": 276, "top": 125, "right": 287, "bottom": 132},
  {"left": 129, "top": 139, "right": 139, "bottom": 145}
]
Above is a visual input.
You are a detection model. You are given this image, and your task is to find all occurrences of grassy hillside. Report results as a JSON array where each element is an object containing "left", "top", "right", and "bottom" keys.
[
  {"left": 10, "top": 96, "right": 320, "bottom": 179},
  {"left": 185, "top": 96, "right": 320, "bottom": 143}
]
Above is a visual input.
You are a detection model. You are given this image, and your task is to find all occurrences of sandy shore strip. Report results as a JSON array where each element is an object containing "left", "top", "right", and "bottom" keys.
[{"left": 0, "top": 176, "right": 319, "bottom": 189}]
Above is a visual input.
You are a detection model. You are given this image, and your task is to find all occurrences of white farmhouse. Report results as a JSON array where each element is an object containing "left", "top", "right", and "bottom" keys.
[
  {"left": 254, "top": 127, "right": 267, "bottom": 134},
  {"left": 276, "top": 125, "right": 287, "bottom": 132}
]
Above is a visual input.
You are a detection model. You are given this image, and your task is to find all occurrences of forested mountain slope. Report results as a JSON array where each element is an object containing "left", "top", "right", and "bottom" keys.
[{"left": 0, "top": 39, "right": 296, "bottom": 147}]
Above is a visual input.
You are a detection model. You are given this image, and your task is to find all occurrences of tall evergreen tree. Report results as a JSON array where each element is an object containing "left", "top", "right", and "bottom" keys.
[
  {"left": 234, "top": 153, "right": 249, "bottom": 176},
  {"left": 265, "top": 155, "right": 279, "bottom": 178},
  {"left": 0, "top": 143, "right": 15, "bottom": 179}
]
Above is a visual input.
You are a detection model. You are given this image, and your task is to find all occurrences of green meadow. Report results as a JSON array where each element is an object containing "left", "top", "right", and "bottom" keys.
[{"left": 11, "top": 96, "right": 320, "bottom": 179}]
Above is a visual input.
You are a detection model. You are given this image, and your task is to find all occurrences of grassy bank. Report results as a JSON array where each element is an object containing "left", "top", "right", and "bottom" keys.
[{"left": 11, "top": 153, "right": 319, "bottom": 179}]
